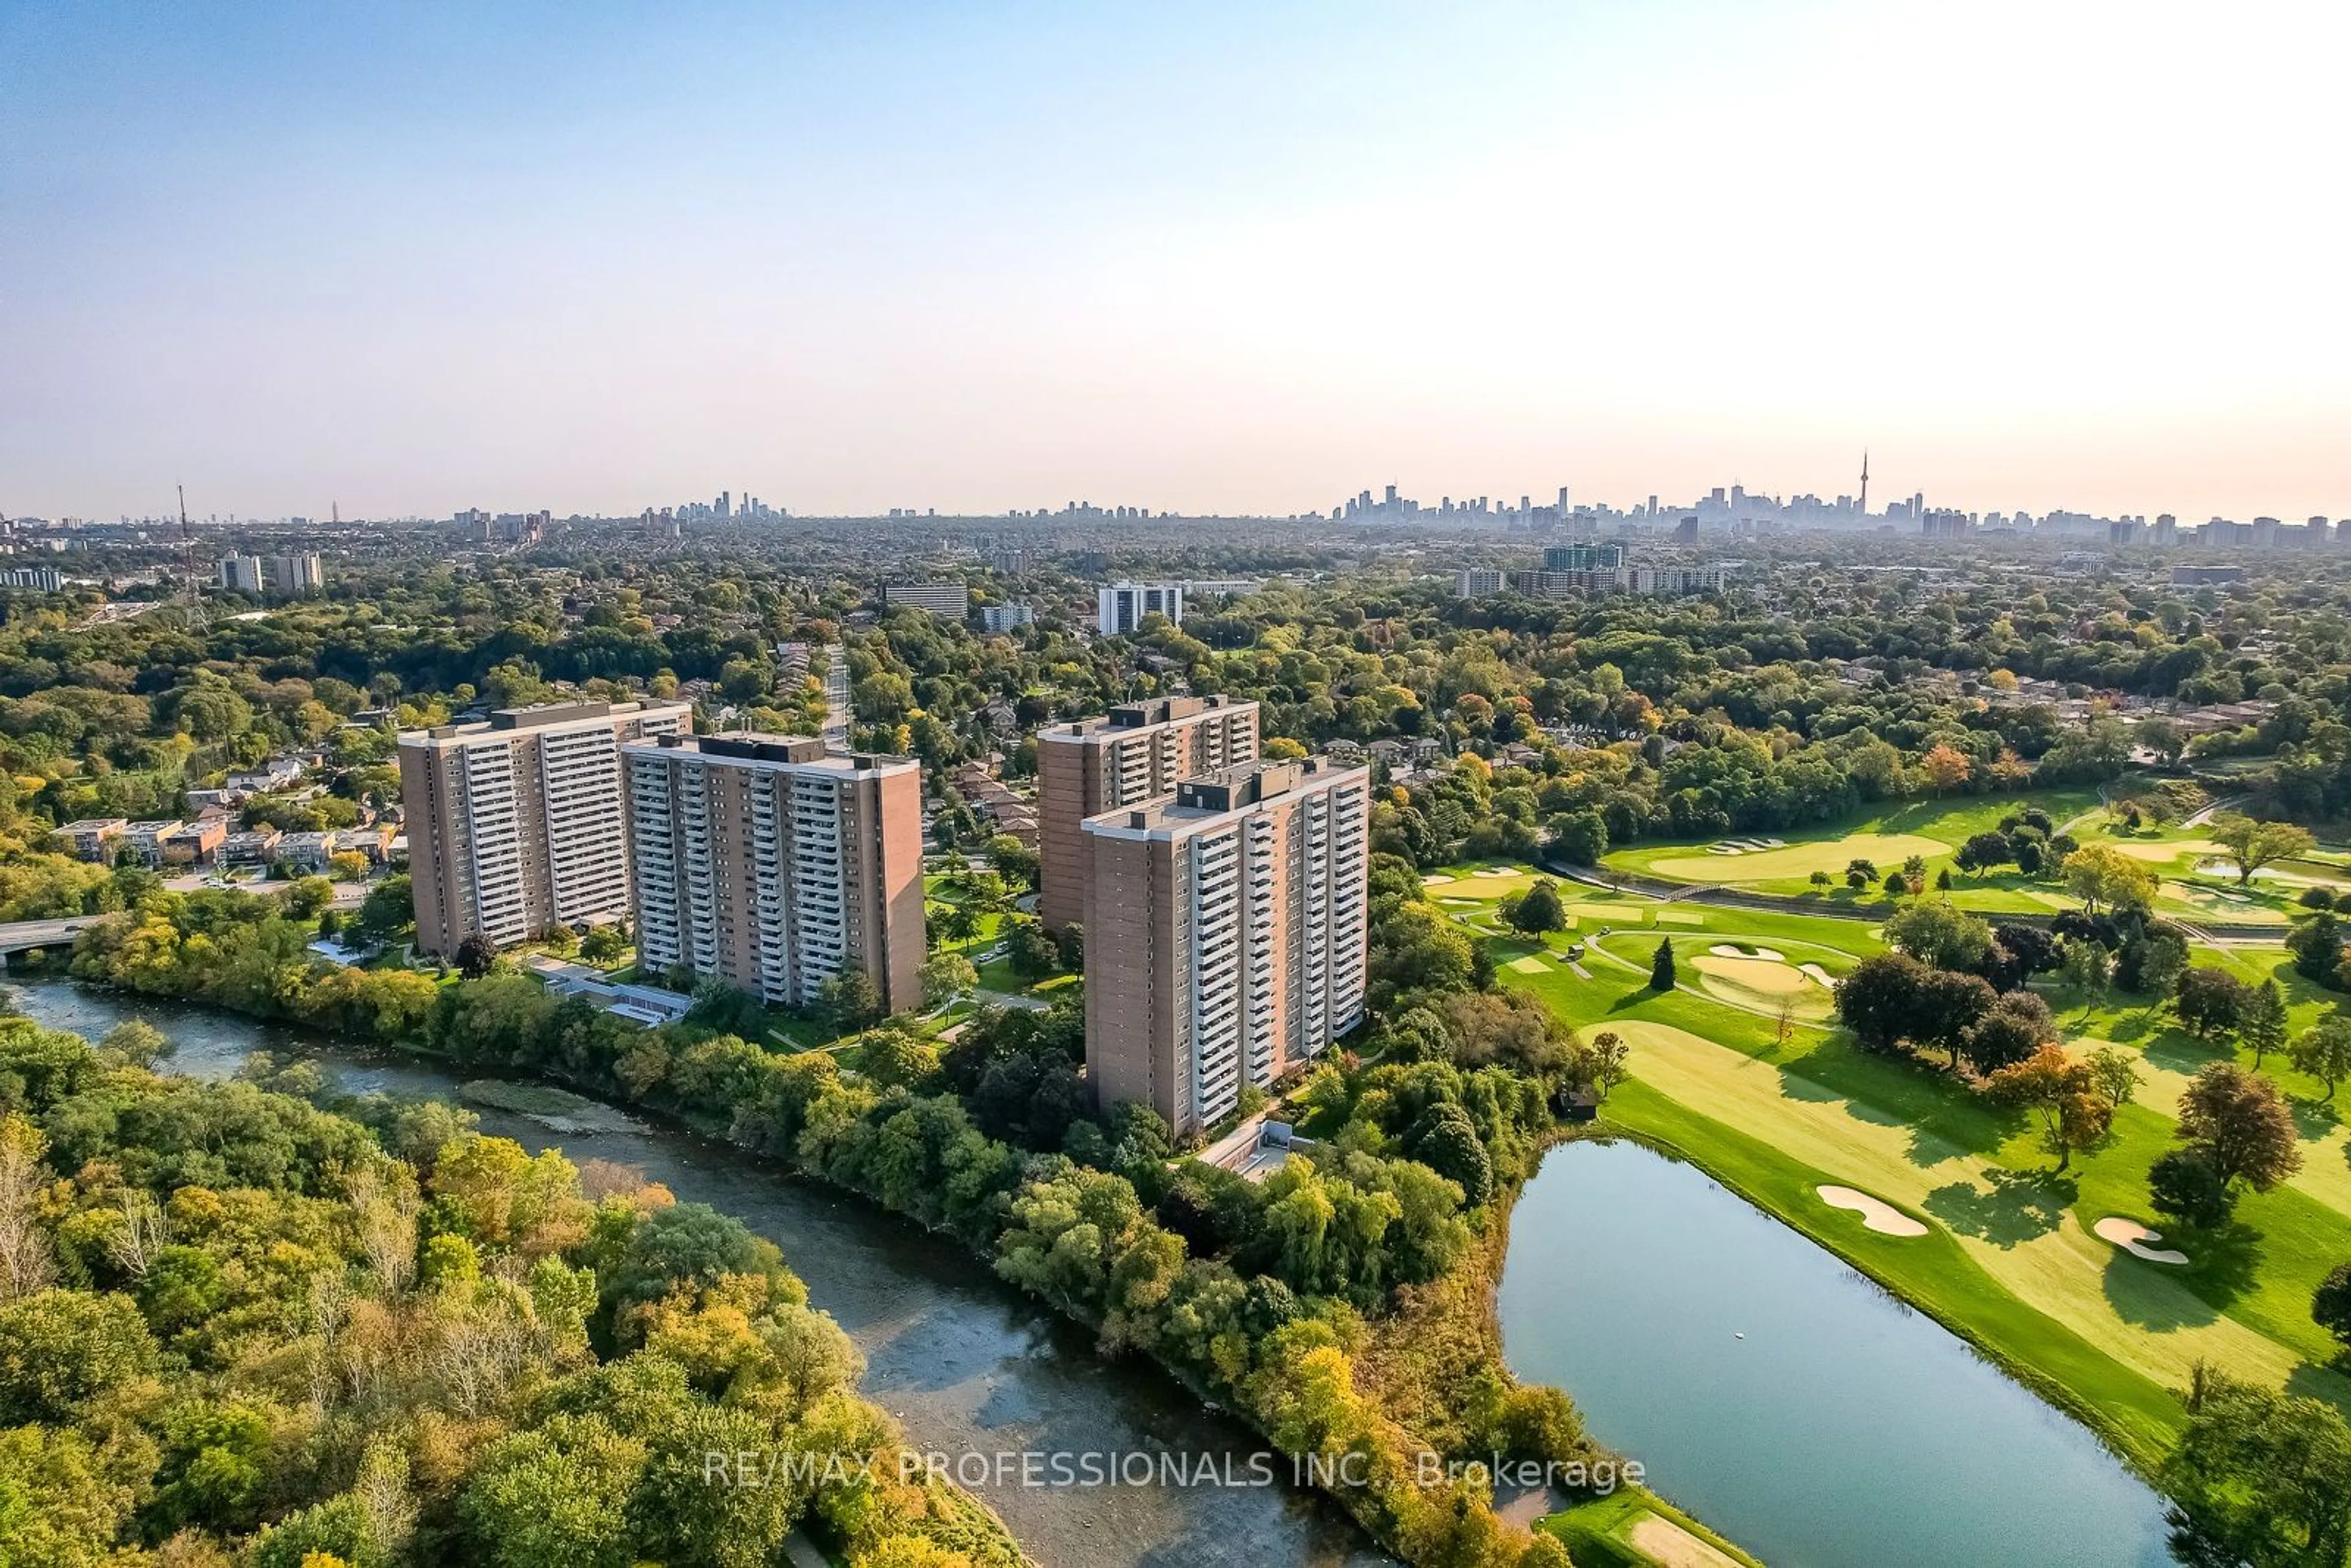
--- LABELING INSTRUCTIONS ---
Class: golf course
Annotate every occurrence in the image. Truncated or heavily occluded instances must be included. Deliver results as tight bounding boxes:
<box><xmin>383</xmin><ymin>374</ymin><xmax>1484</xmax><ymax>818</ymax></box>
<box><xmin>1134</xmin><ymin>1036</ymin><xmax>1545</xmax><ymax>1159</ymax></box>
<box><xmin>1418</xmin><ymin>848</ymin><xmax>2351</xmax><ymax>1476</ymax></box>
<box><xmin>1599</xmin><ymin>788</ymin><xmax>2351</xmax><ymax>929</ymax></box>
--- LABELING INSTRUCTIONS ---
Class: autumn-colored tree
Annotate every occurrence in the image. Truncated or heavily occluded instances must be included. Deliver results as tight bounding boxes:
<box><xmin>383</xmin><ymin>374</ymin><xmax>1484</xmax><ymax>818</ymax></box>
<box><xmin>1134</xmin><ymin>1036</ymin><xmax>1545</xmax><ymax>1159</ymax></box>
<box><xmin>1919</xmin><ymin>743</ymin><xmax>1972</xmax><ymax>797</ymax></box>
<box><xmin>1988</xmin><ymin>1046</ymin><xmax>2113</xmax><ymax>1171</ymax></box>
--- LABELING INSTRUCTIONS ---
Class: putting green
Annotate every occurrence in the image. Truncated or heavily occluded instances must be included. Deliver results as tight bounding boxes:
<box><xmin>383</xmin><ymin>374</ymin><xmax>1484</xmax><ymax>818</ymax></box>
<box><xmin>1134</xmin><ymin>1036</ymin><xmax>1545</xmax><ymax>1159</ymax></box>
<box><xmin>1505</xmin><ymin>955</ymin><xmax>1553</xmax><ymax>975</ymax></box>
<box><xmin>1646</xmin><ymin>833</ymin><xmax>1948</xmax><ymax>884</ymax></box>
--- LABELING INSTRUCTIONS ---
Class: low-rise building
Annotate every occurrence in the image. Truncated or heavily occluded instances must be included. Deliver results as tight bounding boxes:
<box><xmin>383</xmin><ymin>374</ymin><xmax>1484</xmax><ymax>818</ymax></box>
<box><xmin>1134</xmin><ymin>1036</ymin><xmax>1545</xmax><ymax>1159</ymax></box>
<box><xmin>162</xmin><ymin>820</ymin><xmax>227</xmax><ymax>866</ymax></box>
<box><xmin>274</xmin><ymin>831</ymin><xmax>340</xmax><ymax>874</ymax></box>
<box><xmin>54</xmin><ymin>818</ymin><xmax>127</xmax><ymax>861</ymax></box>
<box><xmin>217</xmin><ymin>829</ymin><xmax>283</xmax><ymax>867</ymax></box>
<box><xmin>116</xmin><ymin>820</ymin><xmax>188</xmax><ymax>868</ymax></box>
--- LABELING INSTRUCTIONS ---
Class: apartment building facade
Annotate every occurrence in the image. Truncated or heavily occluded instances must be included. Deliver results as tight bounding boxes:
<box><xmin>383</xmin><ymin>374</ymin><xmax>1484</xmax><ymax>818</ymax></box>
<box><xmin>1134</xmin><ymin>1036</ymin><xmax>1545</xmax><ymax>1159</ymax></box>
<box><xmin>1081</xmin><ymin>756</ymin><xmax>1370</xmax><ymax>1138</ymax></box>
<box><xmin>1034</xmin><ymin>694</ymin><xmax>1259</xmax><ymax>932</ymax></box>
<box><xmin>398</xmin><ymin>699</ymin><xmax>691</xmax><ymax>956</ymax></box>
<box><xmin>621</xmin><ymin>733</ymin><xmax>924</xmax><ymax>1013</ymax></box>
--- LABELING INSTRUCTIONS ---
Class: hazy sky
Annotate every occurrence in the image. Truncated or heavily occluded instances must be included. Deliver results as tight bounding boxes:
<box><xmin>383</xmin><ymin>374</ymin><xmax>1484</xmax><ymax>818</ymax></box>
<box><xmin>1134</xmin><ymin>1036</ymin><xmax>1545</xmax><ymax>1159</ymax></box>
<box><xmin>5</xmin><ymin>1</ymin><xmax>2346</xmax><ymax>522</ymax></box>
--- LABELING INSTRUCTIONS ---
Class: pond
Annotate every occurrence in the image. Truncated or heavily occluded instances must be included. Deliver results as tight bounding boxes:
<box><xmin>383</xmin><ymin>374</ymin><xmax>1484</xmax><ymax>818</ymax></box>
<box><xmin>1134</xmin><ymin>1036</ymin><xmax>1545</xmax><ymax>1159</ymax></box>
<box><xmin>1498</xmin><ymin>1138</ymin><xmax>2175</xmax><ymax>1568</ymax></box>
<box><xmin>6</xmin><ymin>978</ymin><xmax>1384</xmax><ymax>1568</ymax></box>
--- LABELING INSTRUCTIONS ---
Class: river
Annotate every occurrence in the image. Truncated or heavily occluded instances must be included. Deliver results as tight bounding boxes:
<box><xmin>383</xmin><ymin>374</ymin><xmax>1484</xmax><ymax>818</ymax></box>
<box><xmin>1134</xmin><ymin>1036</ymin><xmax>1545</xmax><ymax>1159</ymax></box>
<box><xmin>1498</xmin><ymin>1138</ymin><xmax>2175</xmax><ymax>1568</ymax></box>
<box><xmin>4</xmin><ymin>978</ymin><xmax>1383</xmax><ymax>1568</ymax></box>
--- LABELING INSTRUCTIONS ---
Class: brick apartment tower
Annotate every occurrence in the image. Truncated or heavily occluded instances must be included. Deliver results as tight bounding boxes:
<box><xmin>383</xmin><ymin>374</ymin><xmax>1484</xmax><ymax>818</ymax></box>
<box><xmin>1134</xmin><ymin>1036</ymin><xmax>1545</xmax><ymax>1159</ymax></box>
<box><xmin>621</xmin><ymin>734</ymin><xmax>925</xmax><ymax>1013</ymax></box>
<box><xmin>399</xmin><ymin>699</ymin><xmax>692</xmax><ymax>957</ymax></box>
<box><xmin>1082</xmin><ymin>756</ymin><xmax>1370</xmax><ymax>1138</ymax></box>
<box><xmin>1035</xmin><ymin>695</ymin><xmax>1258</xmax><ymax>933</ymax></box>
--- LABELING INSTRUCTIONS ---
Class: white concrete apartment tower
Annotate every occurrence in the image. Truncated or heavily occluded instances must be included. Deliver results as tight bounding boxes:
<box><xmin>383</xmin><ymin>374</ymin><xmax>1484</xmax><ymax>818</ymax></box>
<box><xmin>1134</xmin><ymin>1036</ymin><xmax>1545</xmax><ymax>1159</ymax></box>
<box><xmin>1082</xmin><ymin>756</ymin><xmax>1370</xmax><ymax>1137</ymax></box>
<box><xmin>399</xmin><ymin>699</ymin><xmax>691</xmax><ymax>956</ymax></box>
<box><xmin>621</xmin><ymin>733</ymin><xmax>926</xmax><ymax>1013</ymax></box>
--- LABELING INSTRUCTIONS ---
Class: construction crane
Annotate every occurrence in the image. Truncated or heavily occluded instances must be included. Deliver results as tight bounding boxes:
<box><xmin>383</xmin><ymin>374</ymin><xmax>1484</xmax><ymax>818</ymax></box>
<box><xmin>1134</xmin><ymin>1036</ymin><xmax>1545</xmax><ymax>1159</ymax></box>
<box><xmin>178</xmin><ymin>484</ymin><xmax>206</xmax><ymax>626</ymax></box>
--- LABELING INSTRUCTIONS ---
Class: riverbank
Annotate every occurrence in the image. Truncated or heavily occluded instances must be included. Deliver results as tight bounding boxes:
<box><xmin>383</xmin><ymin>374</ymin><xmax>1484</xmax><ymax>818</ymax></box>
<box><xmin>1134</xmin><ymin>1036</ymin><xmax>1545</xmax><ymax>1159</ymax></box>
<box><xmin>3</xmin><ymin>976</ymin><xmax>1387</xmax><ymax>1568</ymax></box>
<box><xmin>1362</xmin><ymin>1128</ymin><xmax>1763</xmax><ymax>1568</ymax></box>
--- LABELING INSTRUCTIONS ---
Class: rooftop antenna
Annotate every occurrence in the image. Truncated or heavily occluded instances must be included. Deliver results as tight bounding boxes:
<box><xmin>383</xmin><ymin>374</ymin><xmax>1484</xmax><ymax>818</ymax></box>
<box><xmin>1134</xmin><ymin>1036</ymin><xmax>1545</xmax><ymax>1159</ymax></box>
<box><xmin>178</xmin><ymin>485</ymin><xmax>207</xmax><ymax>626</ymax></box>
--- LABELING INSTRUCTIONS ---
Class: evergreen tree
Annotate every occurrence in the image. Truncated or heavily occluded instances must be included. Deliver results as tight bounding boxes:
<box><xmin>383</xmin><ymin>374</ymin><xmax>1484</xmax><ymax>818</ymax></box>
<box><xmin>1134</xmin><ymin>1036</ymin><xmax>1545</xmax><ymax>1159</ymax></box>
<box><xmin>1650</xmin><ymin>939</ymin><xmax>1677</xmax><ymax>992</ymax></box>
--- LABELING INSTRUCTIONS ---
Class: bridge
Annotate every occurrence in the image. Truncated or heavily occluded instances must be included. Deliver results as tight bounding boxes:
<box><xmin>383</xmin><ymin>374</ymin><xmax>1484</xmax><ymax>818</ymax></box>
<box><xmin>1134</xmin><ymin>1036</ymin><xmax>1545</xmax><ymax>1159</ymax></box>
<box><xmin>0</xmin><ymin>918</ymin><xmax>88</xmax><ymax>955</ymax></box>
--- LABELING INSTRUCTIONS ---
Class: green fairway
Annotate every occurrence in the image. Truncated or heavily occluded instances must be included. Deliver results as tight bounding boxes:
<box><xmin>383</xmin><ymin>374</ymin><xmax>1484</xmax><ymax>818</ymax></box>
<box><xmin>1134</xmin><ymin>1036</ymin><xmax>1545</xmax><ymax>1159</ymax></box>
<box><xmin>1480</xmin><ymin>879</ymin><xmax>2351</xmax><ymax>1472</ymax></box>
<box><xmin>1645</xmin><ymin>831</ymin><xmax>1949</xmax><ymax>885</ymax></box>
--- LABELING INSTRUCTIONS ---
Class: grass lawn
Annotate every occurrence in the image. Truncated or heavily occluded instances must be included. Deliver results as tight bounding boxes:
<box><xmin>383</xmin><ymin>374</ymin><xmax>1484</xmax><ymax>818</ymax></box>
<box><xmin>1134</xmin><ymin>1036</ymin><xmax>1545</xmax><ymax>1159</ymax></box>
<box><xmin>1482</xmin><ymin>889</ymin><xmax>2351</xmax><ymax>1474</ymax></box>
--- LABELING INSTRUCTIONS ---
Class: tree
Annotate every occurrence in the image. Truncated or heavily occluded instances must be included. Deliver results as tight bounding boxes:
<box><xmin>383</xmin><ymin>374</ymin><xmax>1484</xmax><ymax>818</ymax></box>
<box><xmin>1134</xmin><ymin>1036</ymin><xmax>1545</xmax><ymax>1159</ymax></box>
<box><xmin>1807</xmin><ymin>869</ymin><xmax>1832</xmax><ymax>891</ymax></box>
<box><xmin>2129</xmin><ymin>931</ymin><xmax>2188</xmax><ymax>1005</ymax></box>
<box><xmin>579</xmin><ymin>923</ymin><xmax>629</xmax><ymax>966</ymax></box>
<box><xmin>2058</xmin><ymin>938</ymin><xmax>2110</xmax><ymax>1019</ymax></box>
<box><xmin>2150</xmin><ymin>1149</ymin><xmax>2235</xmax><ymax>1228</ymax></box>
<box><xmin>454</xmin><ymin>932</ymin><xmax>500</xmax><ymax>980</ymax></box>
<box><xmin>2176</xmin><ymin>1062</ymin><xmax>2302</xmax><ymax>1193</ymax></box>
<box><xmin>285</xmin><ymin>875</ymin><xmax>336</xmax><ymax>918</ymax></box>
<box><xmin>1960</xmin><ymin>991</ymin><xmax>2057</xmax><ymax>1075</ymax></box>
<box><xmin>1586</xmin><ymin>1030</ymin><xmax>1630</xmax><ymax>1101</ymax></box>
<box><xmin>2210</xmin><ymin>811</ymin><xmax>2317</xmax><ymax>886</ymax></box>
<box><xmin>1056</xmin><ymin>920</ymin><xmax>1085</xmax><ymax>972</ymax></box>
<box><xmin>1835</xmin><ymin>951</ymin><xmax>1939</xmax><ymax>1052</ymax></box>
<box><xmin>2162</xmin><ymin>1366</ymin><xmax>2351</xmax><ymax>1568</ymax></box>
<box><xmin>1919</xmin><ymin>742</ymin><xmax>1971</xmax><ymax>797</ymax></box>
<box><xmin>2292</xmin><ymin>1016</ymin><xmax>2351</xmax><ymax>1101</ymax></box>
<box><xmin>1504</xmin><ymin>879</ymin><xmax>1567</xmax><ymax>937</ymax></box>
<box><xmin>1957</xmin><ymin>831</ymin><xmax>2014</xmax><ymax>877</ymax></box>
<box><xmin>2062</xmin><ymin>842</ymin><xmax>2155</xmax><ymax>913</ymax></box>
<box><xmin>2315</xmin><ymin>1263</ymin><xmax>2351</xmax><ymax>1349</ymax></box>
<box><xmin>918</xmin><ymin>951</ymin><xmax>978</xmax><ymax>1009</ymax></box>
<box><xmin>1987</xmin><ymin>1046</ymin><xmax>2112</xmax><ymax>1171</ymax></box>
<box><xmin>1547</xmin><ymin>810</ymin><xmax>1607</xmax><ymax>866</ymax></box>
<box><xmin>1884</xmin><ymin>900</ymin><xmax>1993</xmax><ymax>973</ymax></box>
<box><xmin>2240</xmin><ymin>979</ymin><xmax>2289</xmax><ymax>1071</ymax></box>
<box><xmin>1406</xmin><ymin>1104</ymin><xmax>1493</xmax><ymax>1207</ymax></box>
<box><xmin>1007</xmin><ymin>918</ymin><xmax>1060</xmax><ymax>978</ymax></box>
<box><xmin>0</xmin><ymin>1116</ymin><xmax>55</xmax><ymax>1303</ymax></box>
<box><xmin>2290</xmin><ymin>910</ymin><xmax>2346</xmax><ymax>983</ymax></box>
<box><xmin>1844</xmin><ymin>858</ymin><xmax>1876</xmax><ymax>891</ymax></box>
<box><xmin>1649</xmin><ymin>939</ymin><xmax>1676</xmax><ymax>992</ymax></box>
<box><xmin>817</xmin><ymin>970</ymin><xmax>884</xmax><ymax>1032</ymax></box>
<box><xmin>2086</xmin><ymin>1046</ymin><xmax>2142</xmax><ymax>1109</ymax></box>
<box><xmin>2174</xmin><ymin>968</ymin><xmax>2249</xmax><ymax>1041</ymax></box>
<box><xmin>984</xmin><ymin>834</ymin><xmax>1039</xmax><ymax>890</ymax></box>
<box><xmin>356</xmin><ymin>874</ymin><xmax>415</xmax><ymax>944</ymax></box>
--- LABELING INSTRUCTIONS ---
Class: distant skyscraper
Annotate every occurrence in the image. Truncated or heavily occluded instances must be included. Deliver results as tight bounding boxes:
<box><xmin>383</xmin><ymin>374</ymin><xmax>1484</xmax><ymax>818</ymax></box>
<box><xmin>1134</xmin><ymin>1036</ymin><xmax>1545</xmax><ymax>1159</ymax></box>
<box><xmin>1858</xmin><ymin>451</ymin><xmax>1870</xmax><ymax>518</ymax></box>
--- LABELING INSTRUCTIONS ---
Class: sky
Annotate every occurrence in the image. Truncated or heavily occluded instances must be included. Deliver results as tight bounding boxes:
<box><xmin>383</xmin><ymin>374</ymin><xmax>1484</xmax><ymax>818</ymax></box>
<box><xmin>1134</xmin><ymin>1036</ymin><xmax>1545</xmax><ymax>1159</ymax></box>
<box><xmin>4</xmin><ymin>0</ymin><xmax>2347</xmax><ymax>523</ymax></box>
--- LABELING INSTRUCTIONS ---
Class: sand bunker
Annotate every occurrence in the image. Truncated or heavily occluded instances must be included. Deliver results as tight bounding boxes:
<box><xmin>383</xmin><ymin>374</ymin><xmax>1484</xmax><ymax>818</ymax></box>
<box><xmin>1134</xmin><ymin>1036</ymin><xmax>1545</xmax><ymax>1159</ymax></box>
<box><xmin>1709</xmin><ymin>943</ymin><xmax>1785</xmax><ymax>961</ymax></box>
<box><xmin>1819</xmin><ymin>1185</ymin><xmax>1929</xmax><ymax>1237</ymax></box>
<box><xmin>1420</xmin><ymin>874</ymin><xmax>1455</xmax><ymax>886</ymax></box>
<box><xmin>1704</xmin><ymin>844</ymin><xmax>1745</xmax><ymax>856</ymax></box>
<box><xmin>1799</xmin><ymin>963</ymin><xmax>1834</xmax><ymax>987</ymax></box>
<box><xmin>1473</xmin><ymin>866</ymin><xmax>1515</xmax><ymax>878</ymax></box>
<box><xmin>2094</xmin><ymin>1217</ymin><xmax>2189</xmax><ymax>1266</ymax></box>
<box><xmin>1627</xmin><ymin>1514</ymin><xmax>1744</xmax><ymax>1568</ymax></box>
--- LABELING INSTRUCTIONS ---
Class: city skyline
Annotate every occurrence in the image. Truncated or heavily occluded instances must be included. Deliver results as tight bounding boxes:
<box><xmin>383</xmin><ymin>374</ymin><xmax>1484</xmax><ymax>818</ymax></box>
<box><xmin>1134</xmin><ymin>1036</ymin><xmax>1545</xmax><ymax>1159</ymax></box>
<box><xmin>6</xmin><ymin>1</ymin><xmax>2347</xmax><ymax>521</ymax></box>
